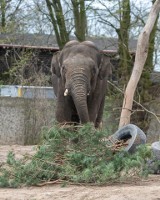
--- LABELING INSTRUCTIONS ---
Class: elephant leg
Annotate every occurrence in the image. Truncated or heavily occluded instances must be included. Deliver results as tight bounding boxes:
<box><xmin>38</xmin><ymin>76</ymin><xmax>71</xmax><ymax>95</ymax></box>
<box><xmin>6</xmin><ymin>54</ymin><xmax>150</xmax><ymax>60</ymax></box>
<box><xmin>95</xmin><ymin>96</ymin><xmax>105</xmax><ymax>128</ymax></box>
<box><xmin>70</xmin><ymin>102</ymin><xmax>80</xmax><ymax>124</ymax></box>
<box><xmin>88</xmin><ymin>89</ymin><xmax>105</xmax><ymax>126</ymax></box>
<box><xmin>52</xmin><ymin>74</ymin><xmax>58</xmax><ymax>97</ymax></box>
<box><xmin>56</xmin><ymin>81</ymin><xmax>72</xmax><ymax>123</ymax></box>
<box><xmin>56</xmin><ymin>94</ymin><xmax>79</xmax><ymax>124</ymax></box>
<box><xmin>88</xmin><ymin>95</ymin><xmax>101</xmax><ymax>126</ymax></box>
<box><xmin>65</xmin><ymin>97</ymin><xmax>79</xmax><ymax>124</ymax></box>
<box><xmin>56</xmin><ymin>94</ymin><xmax>66</xmax><ymax>123</ymax></box>
<box><xmin>88</xmin><ymin>99</ymin><xmax>97</xmax><ymax>125</ymax></box>
<box><xmin>56</xmin><ymin>97</ymin><xmax>74</xmax><ymax>123</ymax></box>
<box><xmin>71</xmin><ymin>113</ymin><xmax>80</xmax><ymax>124</ymax></box>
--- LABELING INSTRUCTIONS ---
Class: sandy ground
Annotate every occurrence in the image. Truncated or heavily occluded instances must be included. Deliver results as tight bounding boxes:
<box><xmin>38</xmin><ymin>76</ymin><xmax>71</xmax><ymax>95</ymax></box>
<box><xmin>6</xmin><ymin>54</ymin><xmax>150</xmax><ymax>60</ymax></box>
<box><xmin>0</xmin><ymin>145</ymin><xmax>160</xmax><ymax>200</ymax></box>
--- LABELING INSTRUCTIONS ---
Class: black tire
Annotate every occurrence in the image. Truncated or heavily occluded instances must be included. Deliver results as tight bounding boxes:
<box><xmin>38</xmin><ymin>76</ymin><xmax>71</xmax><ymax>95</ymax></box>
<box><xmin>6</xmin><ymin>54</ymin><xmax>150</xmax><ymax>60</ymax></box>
<box><xmin>151</xmin><ymin>141</ymin><xmax>160</xmax><ymax>160</ymax></box>
<box><xmin>111</xmin><ymin>124</ymin><xmax>146</xmax><ymax>153</ymax></box>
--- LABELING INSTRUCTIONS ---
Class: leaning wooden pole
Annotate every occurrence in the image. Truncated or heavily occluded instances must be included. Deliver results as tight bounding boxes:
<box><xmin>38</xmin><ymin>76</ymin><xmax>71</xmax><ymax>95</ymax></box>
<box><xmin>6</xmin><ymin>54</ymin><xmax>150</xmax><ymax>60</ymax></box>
<box><xmin>119</xmin><ymin>0</ymin><xmax>160</xmax><ymax>128</ymax></box>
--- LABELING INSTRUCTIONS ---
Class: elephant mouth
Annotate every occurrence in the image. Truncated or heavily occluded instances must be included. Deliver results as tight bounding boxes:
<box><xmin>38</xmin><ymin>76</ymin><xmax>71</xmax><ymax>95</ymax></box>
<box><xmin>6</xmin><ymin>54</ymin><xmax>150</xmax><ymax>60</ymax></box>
<box><xmin>64</xmin><ymin>88</ymin><xmax>90</xmax><ymax>97</ymax></box>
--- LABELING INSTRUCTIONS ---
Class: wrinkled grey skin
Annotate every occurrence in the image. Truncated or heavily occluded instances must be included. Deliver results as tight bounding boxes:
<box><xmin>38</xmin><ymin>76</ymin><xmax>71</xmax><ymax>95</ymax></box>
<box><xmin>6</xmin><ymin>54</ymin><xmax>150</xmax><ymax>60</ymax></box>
<box><xmin>51</xmin><ymin>40</ymin><xmax>112</xmax><ymax>128</ymax></box>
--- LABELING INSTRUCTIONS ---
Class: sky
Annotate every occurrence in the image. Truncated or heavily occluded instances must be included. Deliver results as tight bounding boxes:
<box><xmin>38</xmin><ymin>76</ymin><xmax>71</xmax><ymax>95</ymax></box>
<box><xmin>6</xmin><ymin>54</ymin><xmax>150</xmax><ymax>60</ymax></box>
<box><xmin>92</xmin><ymin>0</ymin><xmax>152</xmax><ymax>8</ymax></box>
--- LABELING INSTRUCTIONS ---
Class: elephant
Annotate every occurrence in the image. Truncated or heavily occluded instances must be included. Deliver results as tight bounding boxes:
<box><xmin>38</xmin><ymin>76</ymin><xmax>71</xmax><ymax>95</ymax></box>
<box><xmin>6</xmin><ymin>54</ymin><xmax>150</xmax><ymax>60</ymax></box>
<box><xmin>51</xmin><ymin>40</ymin><xmax>112</xmax><ymax>128</ymax></box>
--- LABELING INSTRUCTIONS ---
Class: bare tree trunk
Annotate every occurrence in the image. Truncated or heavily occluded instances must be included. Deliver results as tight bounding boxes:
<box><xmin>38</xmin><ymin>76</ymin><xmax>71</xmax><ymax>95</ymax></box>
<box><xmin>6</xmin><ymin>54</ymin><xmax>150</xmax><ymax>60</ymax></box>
<box><xmin>117</xmin><ymin>0</ymin><xmax>132</xmax><ymax>84</ymax></box>
<box><xmin>45</xmin><ymin>0</ymin><xmax>87</xmax><ymax>47</ymax></box>
<box><xmin>71</xmin><ymin>0</ymin><xmax>86</xmax><ymax>41</ymax></box>
<box><xmin>0</xmin><ymin>0</ymin><xmax>6</xmax><ymax>32</ymax></box>
<box><xmin>138</xmin><ymin>0</ymin><xmax>159</xmax><ymax>101</ymax></box>
<box><xmin>0</xmin><ymin>0</ymin><xmax>23</xmax><ymax>33</ymax></box>
<box><xmin>119</xmin><ymin>0</ymin><xmax>160</xmax><ymax>128</ymax></box>
<box><xmin>45</xmin><ymin>0</ymin><xmax>69</xmax><ymax>49</ymax></box>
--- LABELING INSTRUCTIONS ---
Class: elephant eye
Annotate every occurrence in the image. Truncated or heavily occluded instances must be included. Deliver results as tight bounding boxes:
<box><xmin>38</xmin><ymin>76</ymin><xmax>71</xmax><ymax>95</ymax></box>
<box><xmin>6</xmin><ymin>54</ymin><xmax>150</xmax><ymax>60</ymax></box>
<box><xmin>62</xmin><ymin>65</ymin><xmax>67</xmax><ymax>74</ymax></box>
<box><xmin>92</xmin><ymin>67</ymin><xmax>96</xmax><ymax>75</ymax></box>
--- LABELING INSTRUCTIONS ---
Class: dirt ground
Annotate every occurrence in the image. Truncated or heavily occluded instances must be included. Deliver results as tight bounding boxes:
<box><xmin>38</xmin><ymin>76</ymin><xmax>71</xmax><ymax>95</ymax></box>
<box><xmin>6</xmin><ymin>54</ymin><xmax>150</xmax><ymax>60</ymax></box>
<box><xmin>0</xmin><ymin>145</ymin><xmax>160</xmax><ymax>200</ymax></box>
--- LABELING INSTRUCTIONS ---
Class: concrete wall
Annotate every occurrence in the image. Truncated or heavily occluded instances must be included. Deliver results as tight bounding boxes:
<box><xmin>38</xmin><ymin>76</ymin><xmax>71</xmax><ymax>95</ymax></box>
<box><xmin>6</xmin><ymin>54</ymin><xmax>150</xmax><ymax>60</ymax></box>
<box><xmin>0</xmin><ymin>97</ymin><xmax>55</xmax><ymax>145</ymax></box>
<box><xmin>0</xmin><ymin>91</ymin><xmax>159</xmax><ymax>145</ymax></box>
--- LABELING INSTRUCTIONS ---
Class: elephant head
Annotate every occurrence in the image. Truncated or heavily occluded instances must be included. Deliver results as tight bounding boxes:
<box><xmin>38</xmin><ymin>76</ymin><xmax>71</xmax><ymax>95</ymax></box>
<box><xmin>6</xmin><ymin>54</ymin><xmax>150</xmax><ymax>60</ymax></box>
<box><xmin>51</xmin><ymin>40</ymin><xmax>112</xmax><ymax>125</ymax></box>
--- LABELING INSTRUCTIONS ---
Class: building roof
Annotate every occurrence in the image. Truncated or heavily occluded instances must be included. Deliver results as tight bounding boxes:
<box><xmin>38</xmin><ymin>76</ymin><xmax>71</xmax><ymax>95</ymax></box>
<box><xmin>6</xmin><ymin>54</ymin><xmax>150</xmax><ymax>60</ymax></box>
<box><xmin>0</xmin><ymin>33</ymin><xmax>137</xmax><ymax>53</ymax></box>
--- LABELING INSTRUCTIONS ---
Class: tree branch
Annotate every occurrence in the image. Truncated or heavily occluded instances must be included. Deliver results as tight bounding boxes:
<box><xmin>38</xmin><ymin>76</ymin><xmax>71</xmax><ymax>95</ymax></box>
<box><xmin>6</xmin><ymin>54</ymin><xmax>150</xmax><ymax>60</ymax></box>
<box><xmin>108</xmin><ymin>81</ymin><xmax>160</xmax><ymax>125</ymax></box>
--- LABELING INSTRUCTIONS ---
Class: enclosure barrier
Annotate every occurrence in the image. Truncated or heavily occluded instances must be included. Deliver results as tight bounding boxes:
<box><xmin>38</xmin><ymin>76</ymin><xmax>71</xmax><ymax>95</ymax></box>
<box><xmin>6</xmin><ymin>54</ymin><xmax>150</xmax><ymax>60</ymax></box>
<box><xmin>0</xmin><ymin>85</ymin><xmax>56</xmax><ymax>145</ymax></box>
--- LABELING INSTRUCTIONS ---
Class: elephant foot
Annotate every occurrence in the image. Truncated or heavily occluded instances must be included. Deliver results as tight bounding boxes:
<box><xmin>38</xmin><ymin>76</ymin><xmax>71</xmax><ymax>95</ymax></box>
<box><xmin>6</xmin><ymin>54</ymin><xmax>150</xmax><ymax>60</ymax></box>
<box><xmin>95</xmin><ymin>121</ymin><xmax>103</xmax><ymax>129</ymax></box>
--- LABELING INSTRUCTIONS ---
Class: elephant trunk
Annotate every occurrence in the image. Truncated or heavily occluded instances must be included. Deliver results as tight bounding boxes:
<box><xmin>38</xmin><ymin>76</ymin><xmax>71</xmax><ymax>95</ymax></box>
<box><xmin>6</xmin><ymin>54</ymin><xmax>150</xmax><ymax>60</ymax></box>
<box><xmin>71</xmin><ymin>83</ymin><xmax>90</xmax><ymax>124</ymax></box>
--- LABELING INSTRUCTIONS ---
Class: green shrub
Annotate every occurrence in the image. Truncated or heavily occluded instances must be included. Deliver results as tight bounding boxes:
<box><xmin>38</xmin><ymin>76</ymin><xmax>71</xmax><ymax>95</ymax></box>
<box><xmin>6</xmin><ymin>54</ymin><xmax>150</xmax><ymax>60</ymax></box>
<box><xmin>0</xmin><ymin>124</ymin><xmax>151</xmax><ymax>187</ymax></box>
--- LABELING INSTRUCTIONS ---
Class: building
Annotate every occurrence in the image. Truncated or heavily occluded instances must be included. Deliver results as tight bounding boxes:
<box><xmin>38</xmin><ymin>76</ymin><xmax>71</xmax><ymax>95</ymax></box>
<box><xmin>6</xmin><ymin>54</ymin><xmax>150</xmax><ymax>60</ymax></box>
<box><xmin>0</xmin><ymin>33</ymin><xmax>138</xmax><ymax>85</ymax></box>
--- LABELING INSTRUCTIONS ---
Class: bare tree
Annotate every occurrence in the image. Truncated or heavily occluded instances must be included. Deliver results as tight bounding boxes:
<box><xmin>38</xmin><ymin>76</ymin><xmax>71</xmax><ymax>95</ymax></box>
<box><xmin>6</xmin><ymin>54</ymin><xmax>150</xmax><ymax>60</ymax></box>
<box><xmin>40</xmin><ymin>0</ymin><xmax>88</xmax><ymax>48</ymax></box>
<box><xmin>0</xmin><ymin>0</ymin><xmax>23</xmax><ymax>33</ymax></box>
<box><xmin>93</xmin><ymin>0</ymin><xmax>159</xmax><ymax>106</ymax></box>
<box><xmin>45</xmin><ymin>0</ymin><xmax>69</xmax><ymax>49</ymax></box>
<box><xmin>71</xmin><ymin>0</ymin><xmax>87</xmax><ymax>41</ymax></box>
<box><xmin>95</xmin><ymin>0</ymin><xmax>132</xmax><ymax>84</ymax></box>
<box><xmin>138</xmin><ymin>0</ymin><xmax>159</xmax><ymax>101</ymax></box>
<box><xmin>119</xmin><ymin>0</ymin><xmax>160</xmax><ymax>128</ymax></box>
<box><xmin>117</xmin><ymin>0</ymin><xmax>132</xmax><ymax>84</ymax></box>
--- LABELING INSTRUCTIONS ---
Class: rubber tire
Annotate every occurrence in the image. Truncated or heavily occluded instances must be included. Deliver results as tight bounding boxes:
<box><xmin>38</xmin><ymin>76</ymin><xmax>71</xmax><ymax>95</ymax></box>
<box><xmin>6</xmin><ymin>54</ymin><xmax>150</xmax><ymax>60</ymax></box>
<box><xmin>151</xmin><ymin>141</ymin><xmax>160</xmax><ymax>160</ymax></box>
<box><xmin>111</xmin><ymin>124</ymin><xmax>146</xmax><ymax>153</ymax></box>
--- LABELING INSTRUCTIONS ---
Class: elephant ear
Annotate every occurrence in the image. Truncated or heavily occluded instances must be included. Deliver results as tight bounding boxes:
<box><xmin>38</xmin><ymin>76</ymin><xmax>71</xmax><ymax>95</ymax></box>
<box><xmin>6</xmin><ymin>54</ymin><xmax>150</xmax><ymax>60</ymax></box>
<box><xmin>98</xmin><ymin>54</ymin><xmax>112</xmax><ymax>80</ymax></box>
<box><xmin>51</xmin><ymin>51</ymin><xmax>61</xmax><ymax>77</ymax></box>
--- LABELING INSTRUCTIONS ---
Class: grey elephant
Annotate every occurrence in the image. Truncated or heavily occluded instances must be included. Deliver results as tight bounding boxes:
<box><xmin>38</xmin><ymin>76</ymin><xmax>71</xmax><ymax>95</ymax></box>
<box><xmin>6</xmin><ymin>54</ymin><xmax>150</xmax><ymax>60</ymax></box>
<box><xmin>51</xmin><ymin>40</ymin><xmax>112</xmax><ymax>128</ymax></box>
